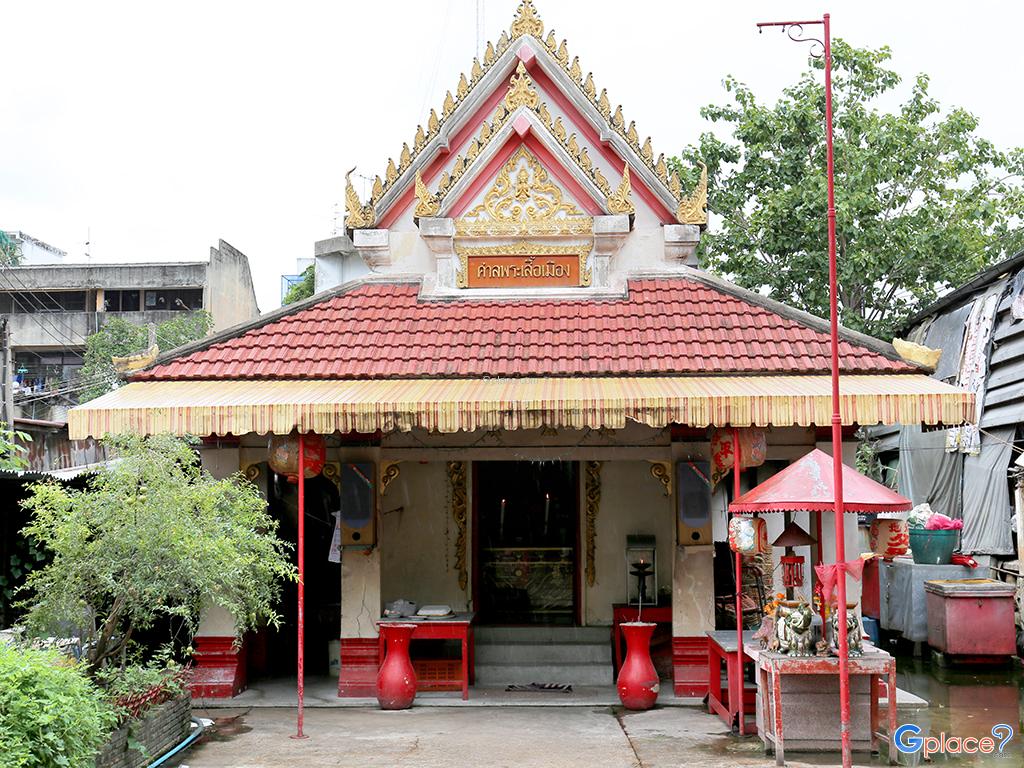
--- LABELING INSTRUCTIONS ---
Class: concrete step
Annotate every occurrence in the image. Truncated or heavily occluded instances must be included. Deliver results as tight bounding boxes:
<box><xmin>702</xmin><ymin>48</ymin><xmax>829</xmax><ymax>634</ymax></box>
<box><xmin>474</xmin><ymin>642</ymin><xmax>611</xmax><ymax>664</ymax></box>
<box><xmin>474</xmin><ymin>626</ymin><xmax>610</xmax><ymax>644</ymax></box>
<box><xmin>474</xmin><ymin>661</ymin><xmax>614</xmax><ymax>686</ymax></box>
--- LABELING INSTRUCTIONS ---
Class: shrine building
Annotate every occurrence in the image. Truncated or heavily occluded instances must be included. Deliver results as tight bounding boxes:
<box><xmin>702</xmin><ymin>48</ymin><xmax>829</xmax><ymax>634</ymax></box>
<box><xmin>69</xmin><ymin>1</ymin><xmax>970</xmax><ymax>699</ymax></box>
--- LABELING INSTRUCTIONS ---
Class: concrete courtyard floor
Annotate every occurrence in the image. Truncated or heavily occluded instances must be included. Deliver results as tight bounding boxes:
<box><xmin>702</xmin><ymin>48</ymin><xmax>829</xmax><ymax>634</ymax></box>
<box><xmin>174</xmin><ymin>704</ymin><xmax>881</xmax><ymax>768</ymax></box>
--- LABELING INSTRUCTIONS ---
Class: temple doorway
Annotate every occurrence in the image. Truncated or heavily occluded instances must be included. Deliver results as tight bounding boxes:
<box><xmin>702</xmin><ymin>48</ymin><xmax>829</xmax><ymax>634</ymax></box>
<box><xmin>474</xmin><ymin>461</ymin><xmax>579</xmax><ymax>625</ymax></box>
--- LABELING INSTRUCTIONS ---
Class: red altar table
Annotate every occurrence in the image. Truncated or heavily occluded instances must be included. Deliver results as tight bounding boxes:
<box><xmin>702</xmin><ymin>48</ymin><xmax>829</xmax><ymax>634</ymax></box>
<box><xmin>706</xmin><ymin>630</ymin><xmax>757</xmax><ymax>733</ymax></box>
<box><xmin>377</xmin><ymin>613</ymin><xmax>475</xmax><ymax>700</ymax></box>
<box><xmin>612</xmin><ymin>603</ymin><xmax>672</xmax><ymax>673</ymax></box>
<box><xmin>756</xmin><ymin>647</ymin><xmax>896</xmax><ymax>766</ymax></box>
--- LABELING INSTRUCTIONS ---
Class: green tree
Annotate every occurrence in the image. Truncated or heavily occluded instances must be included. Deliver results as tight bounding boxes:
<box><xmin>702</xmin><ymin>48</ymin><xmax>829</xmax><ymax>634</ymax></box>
<box><xmin>0</xmin><ymin>421</ymin><xmax>30</xmax><ymax>471</ymax></box>
<box><xmin>19</xmin><ymin>434</ymin><xmax>296</xmax><ymax>673</ymax></box>
<box><xmin>0</xmin><ymin>231</ymin><xmax>23</xmax><ymax>266</ymax></box>
<box><xmin>673</xmin><ymin>41</ymin><xmax>1024</xmax><ymax>339</ymax></box>
<box><xmin>79</xmin><ymin>310</ymin><xmax>213</xmax><ymax>402</ymax></box>
<box><xmin>283</xmin><ymin>264</ymin><xmax>315</xmax><ymax>304</ymax></box>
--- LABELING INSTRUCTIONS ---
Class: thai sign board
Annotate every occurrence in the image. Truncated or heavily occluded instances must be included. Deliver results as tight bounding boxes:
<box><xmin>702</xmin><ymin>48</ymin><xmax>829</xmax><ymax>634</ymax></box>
<box><xmin>465</xmin><ymin>253</ymin><xmax>581</xmax><ymax>288</ymax></box>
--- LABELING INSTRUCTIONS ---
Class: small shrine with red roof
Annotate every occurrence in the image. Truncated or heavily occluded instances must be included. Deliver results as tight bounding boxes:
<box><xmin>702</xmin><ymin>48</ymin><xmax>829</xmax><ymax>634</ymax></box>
<box><xmin>70</xmin><ymin>2</ymin><xmax>969</xmax><ymax>701</ymax></box>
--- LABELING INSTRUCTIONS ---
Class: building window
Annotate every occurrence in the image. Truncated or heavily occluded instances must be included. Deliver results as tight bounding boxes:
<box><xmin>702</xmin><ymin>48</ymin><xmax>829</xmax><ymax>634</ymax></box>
<box><xmin>0</xmin><ymin>291</ymin><xmax>87</xmax><ymax>313</ymax></box>
<box><xmin>142</xmin><ymin>288</ymin><xmax>203</xmax><ymax>311</ymax></box>
<box><xmin>103</xmin><ymin>289</ymin><xmax>141</xmax><ymax>312</ymax></box>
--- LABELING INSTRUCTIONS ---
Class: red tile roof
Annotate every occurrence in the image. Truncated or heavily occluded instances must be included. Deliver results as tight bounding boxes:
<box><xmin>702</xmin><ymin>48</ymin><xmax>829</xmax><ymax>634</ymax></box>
<box><xmin>135</xmin><ymin>277</ymin><xmax>917</xmax><ymax>381</ymax></box>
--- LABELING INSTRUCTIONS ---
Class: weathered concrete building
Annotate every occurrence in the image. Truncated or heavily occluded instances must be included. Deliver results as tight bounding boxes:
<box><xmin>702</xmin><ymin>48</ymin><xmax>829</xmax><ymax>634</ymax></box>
<box><xmin>1</xmin><ymin>237</ymin><xmax>259</xmax><ymax>420</ymax></box>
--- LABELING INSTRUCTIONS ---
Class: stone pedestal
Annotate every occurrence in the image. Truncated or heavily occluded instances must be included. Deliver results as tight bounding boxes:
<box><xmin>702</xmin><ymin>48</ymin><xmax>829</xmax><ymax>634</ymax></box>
<box><xmin>190</xmin><ymin>636</ymin><xmax>246</xmax><ymax>698</ymax></box>
<box><xmin>756</xmin><ymin>672</ymin><xmax>872</xmax><ymax>751</ymax></box>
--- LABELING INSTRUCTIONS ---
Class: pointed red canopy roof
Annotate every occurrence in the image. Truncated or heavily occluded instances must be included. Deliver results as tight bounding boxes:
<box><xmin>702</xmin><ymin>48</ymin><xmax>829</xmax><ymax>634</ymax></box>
<box><xmin>729</xmin><ymin>449</ymin><xmax>911</xmax><ymax>514</ymax></box>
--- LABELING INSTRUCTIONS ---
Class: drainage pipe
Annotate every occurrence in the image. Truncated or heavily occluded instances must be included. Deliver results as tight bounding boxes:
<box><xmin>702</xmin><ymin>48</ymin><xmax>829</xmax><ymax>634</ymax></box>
<box><xmin>147</xmin><ymin>717</ymin><xmax>205</xmax><ymax>768</ymax></box>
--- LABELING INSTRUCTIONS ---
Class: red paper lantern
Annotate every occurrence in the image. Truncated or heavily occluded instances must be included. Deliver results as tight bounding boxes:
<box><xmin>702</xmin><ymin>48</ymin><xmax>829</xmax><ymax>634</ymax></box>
<box><xmin>268</xmin><ymin>434</ymin><xmax>326</xmax><ymax>481</ymax></box>
<box><xmin>869</xmin><ymin>519</ymin><xmax>910</xmax><ymax>559</ymax></box>
<box><xmin>728</xmin><ymin>516</ymin><xmax>768</xmax><ymax>555</ymax></box>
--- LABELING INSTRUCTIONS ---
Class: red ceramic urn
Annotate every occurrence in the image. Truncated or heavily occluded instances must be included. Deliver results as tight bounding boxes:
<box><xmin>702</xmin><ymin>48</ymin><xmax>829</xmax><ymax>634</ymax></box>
<box><xmin>616</xmin><ymin>621</ymin><xmax>659</xmax><ymax>710</ymax></box>
<box><xmin>376</xmin><ymin>623</ymin><xmax>418</xmax><ymax>710</ymax></box>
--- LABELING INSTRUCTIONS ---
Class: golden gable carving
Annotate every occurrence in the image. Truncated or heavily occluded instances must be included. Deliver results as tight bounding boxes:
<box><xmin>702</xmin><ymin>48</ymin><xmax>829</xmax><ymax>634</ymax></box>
<box><xmin>456</xmin><ymin>147</ymin><xmax>592</xmax><ymax>237</ymax></box>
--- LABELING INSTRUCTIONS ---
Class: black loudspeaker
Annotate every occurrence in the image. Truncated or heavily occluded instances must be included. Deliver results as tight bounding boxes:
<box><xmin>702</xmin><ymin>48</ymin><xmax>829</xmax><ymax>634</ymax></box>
<box><xmin>339</xmin><ymin>462</ymin><xmax>376</xmax><ymax>546</ymax></box>
<box><xmin>676</xmin><ymin>460</ymin><xmax>713</xmax><ymax>546</ymax></box>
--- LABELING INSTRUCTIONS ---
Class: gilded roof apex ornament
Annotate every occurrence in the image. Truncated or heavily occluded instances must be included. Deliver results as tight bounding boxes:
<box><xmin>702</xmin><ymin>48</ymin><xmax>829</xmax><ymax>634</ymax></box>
<box><xmin>510</xmin><ymin>0</ymin><xmax>544</xmax><ymax>39</ymax></box>
<box><xmin>414</xmin><ymin>171</ymin><xmax>440</xmax><ymax>218</ymax></box>
<box><xmin>504</xmin><ymin>61</ymin><xmax>540</xmax><ymax>111</ymax></box>
<box><xmin>676</xmin><ymin>162</ymin><xmax>708</xmax><ymax>226</ymax></box>
<box><xmin>345</xmin><ymin>169</ymin><xmax>377</xmax><ymax>230</ymax></box>
<box><xmin>607</xmin><ymin>163</ymin><xmax>636</xmax><ymax>215</ymax></box>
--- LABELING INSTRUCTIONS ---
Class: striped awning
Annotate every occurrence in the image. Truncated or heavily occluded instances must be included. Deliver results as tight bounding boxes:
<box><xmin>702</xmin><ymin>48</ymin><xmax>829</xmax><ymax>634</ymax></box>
<box><xmin>67</xmin><ymin>374</ymin><xmax>973</xmax><ymax>439</ymax></box>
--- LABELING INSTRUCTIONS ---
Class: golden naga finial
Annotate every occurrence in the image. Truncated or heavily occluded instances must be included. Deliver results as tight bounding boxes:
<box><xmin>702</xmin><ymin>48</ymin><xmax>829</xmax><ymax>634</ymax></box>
<box><xmin>414</xmin><ymin>171</ymin><xmax>440</xmax><ymax>218</ymax></box>
<box><xmin>676</xmin><ymin>162</ymin><xmax>708</xmax><ymax>226</ymax></box>
<box><xmin>607</xmin><ymin>163</ymin><xmax>636</xmax><ymax>215</ymax></box>
<box><xmin>510</xmin><ymin>0</ymin><xmax>544</xmax><ymax>39</ymax></box>
<box><xmin>345</xmin><ymin>169</ymin><xmax>377</xmax><ymax>229</ymax></box>
<box><xmin>504</xmin><ymin>61</ymin><xmax>539</xmax><ymax>111</ymax></box>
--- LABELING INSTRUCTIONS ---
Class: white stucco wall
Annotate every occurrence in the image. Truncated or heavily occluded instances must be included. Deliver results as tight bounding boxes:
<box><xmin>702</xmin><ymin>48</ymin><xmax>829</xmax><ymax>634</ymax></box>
<box><xmin>379</xmin><ymin>461</ymin><xmax>470</xmax><ymax>613</ymax></box>
<box><xmin>584</xmin><ymin>461</ymin><xmax>674</xmax><ymax>625</ymax></box>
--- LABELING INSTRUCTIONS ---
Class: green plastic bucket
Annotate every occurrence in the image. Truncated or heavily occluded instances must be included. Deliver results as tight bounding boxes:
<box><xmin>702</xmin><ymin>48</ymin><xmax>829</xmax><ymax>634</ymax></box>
<box><xmin>909</xmin><ymin>528</ymin><xmax>958</xmax><ymax>565</ymax></box>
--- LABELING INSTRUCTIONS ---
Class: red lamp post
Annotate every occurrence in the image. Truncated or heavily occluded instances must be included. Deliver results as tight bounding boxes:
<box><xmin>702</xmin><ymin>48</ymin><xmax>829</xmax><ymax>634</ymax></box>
<box><xmin>757</xmin><ymin>14</ymin><xmax>853</xmax><ymax>768</ymax></box>
<box><xmin>292</xmin><ymin>433</ymin><xmax>308</xmax><ymax>740</ymax></box>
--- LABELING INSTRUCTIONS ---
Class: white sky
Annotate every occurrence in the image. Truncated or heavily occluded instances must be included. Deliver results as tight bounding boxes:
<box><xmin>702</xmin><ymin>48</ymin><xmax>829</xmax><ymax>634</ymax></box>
<box><xmin>3</xmin><ymin>1</ymin><xmax>1021</xmax><ymax>312</ymax></box>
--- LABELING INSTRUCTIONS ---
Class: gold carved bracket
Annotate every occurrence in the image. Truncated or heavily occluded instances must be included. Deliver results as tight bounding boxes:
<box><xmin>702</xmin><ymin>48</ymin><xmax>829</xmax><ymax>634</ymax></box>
<box><xmin>647</xmin><ymin>461</ymin><xmax>672</xmax><ymax>497</ymax></box>
<box><xmin>322</xmin><ymin>462</ymin><xmax>342</xmax><ymax>496</ymax></box>
<box><xmin>380</xmin><ymin>462</ymin><xmax>402</xmax><ymax>496</ymax></box>
<box><xmin>447</xmin><ymin>461</ymin><xmax>468</xmax><ymax>592</ymax></box>
<box><xmin>585</xmin><ymin>460</ymin><xmax>602</xmax><ymax>587</ymax></box>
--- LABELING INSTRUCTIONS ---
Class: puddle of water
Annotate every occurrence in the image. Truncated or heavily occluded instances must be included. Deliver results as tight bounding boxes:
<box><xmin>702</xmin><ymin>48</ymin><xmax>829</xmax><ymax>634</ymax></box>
<box><xmin>199</xmin><ymin>713</ymin><xmax>253</xmax><ymax>743</ymax></box>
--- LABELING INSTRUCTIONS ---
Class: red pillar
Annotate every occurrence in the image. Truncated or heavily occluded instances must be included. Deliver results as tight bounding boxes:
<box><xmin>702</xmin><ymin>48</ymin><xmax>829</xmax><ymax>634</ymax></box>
<box><xmin>732</xmin><ymin>427</ymin><xmax>745</xmax><ymax>735</ymax></box>
<box><xmin>292</xmin><ymin>434</ymin><xmax>308</xmax><ymax>740</ymax></box>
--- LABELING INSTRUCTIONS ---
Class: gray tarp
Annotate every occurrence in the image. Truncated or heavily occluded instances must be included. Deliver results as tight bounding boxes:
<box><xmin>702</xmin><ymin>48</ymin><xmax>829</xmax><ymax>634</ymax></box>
<box><xmin>878</xmin><ymin>559</ymin><xmax>975</xmax><ymax>641</ymax></box>
<box><xmin>961</xmin><ymin>425</ymin><xmax>1016</xmax><ymax>555</ymax></box>
<box><xmin>925</xmin><ymin>302</ymin><xmax>972</xmax><ymax>382</ymax></box>
<box><xmin>897</xmin><ymin>426</ymin><xmax>963</xmax><ymax>519</ymax></box>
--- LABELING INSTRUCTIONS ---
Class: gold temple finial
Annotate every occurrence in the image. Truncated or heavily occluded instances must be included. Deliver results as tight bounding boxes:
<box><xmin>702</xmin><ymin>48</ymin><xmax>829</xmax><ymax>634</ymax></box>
<box><xmin>607</xmin><ymin>163</ymin><xmax>636</xmax><ymax>215</ymax></box>
<box><xmin>568</xmin><ymin>56</ymin><xmax>582</xmax><ymax>82</ymax></box>
<box><xmin>510</xmin><ymin>0</ymin><xmax>544</xmax><ymax>39</ymax></box>
<box><xmin>583</xmin><ymin>72</ymin><xmax>596</xmax><ymax>98</ymax></box>
<box><xmin>504</xmin><ymin>61</ymin><xmax>539</xmax><ymax>111</ymax></box>
<box><xmin>345</xmin><ymin>169</ymin><xmax>376</xmax><ymax>229</ymax></box>
<box><xmin>676</xmin><ymin>162</ymin><xmax>708</xmax><ymax>225</ymax></box>
<box><xmin>414</xmin><ymin>171</ymin><xmax>440</xmax><ymax>218</ymax></box>
<box><xmin>556</xmin><ymin>39</ymin><xmax>569</xmax><ymax>65</ymax></box>
<box><xmin>641</xmin><ymin>137</ymin><xmax>653</xmax><ymax>162</ymax></box>
<box><xmin>611</xmin><ymin>105</ymin><xmax>625</xmax><ymax>129</ymax></box>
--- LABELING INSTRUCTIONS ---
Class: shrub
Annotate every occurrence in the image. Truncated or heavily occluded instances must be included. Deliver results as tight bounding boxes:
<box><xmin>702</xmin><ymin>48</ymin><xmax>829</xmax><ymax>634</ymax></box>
<box><xmin>96</xmin><ymin>657</ymin><xmax>190</xmax><ymax>721</ymax></box>
<box><xmin>20</xmin><ymin>434</ymin><xmax>296</xmax><ymax>673</ymax></box>
<box><xmin>0</xmin><ymin>642</ymin><xmax>116</xmax><ymax>767</ymax></box>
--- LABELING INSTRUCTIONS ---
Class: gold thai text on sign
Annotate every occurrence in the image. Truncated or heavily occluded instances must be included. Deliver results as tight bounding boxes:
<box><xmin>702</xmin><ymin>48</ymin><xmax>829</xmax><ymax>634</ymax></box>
<box><xmin>467</xmin><ymin>254</ymin><xmax>580</xmax><ymax>288</ymax></box>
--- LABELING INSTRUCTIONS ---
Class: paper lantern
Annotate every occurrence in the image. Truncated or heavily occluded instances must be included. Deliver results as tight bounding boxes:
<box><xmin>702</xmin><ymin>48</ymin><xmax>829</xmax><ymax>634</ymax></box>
<box><xmin>711</xmin><ymin>428</ymin><xmax>767</xmax><ymax>487</ymax></box>
<box><xmin>268</xmin><ymin>434</ymin><xmax>326</xmax><ymax>481</ymax></box>
<box><xmin>869</xmin><ymin>518</ymin><xmax>909</xmax><ymax>559</ymax></box>
<box><xmin>728</xmin><ymin>515</ymin><xmax>768</xmax><ymax>555</ymax></box>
